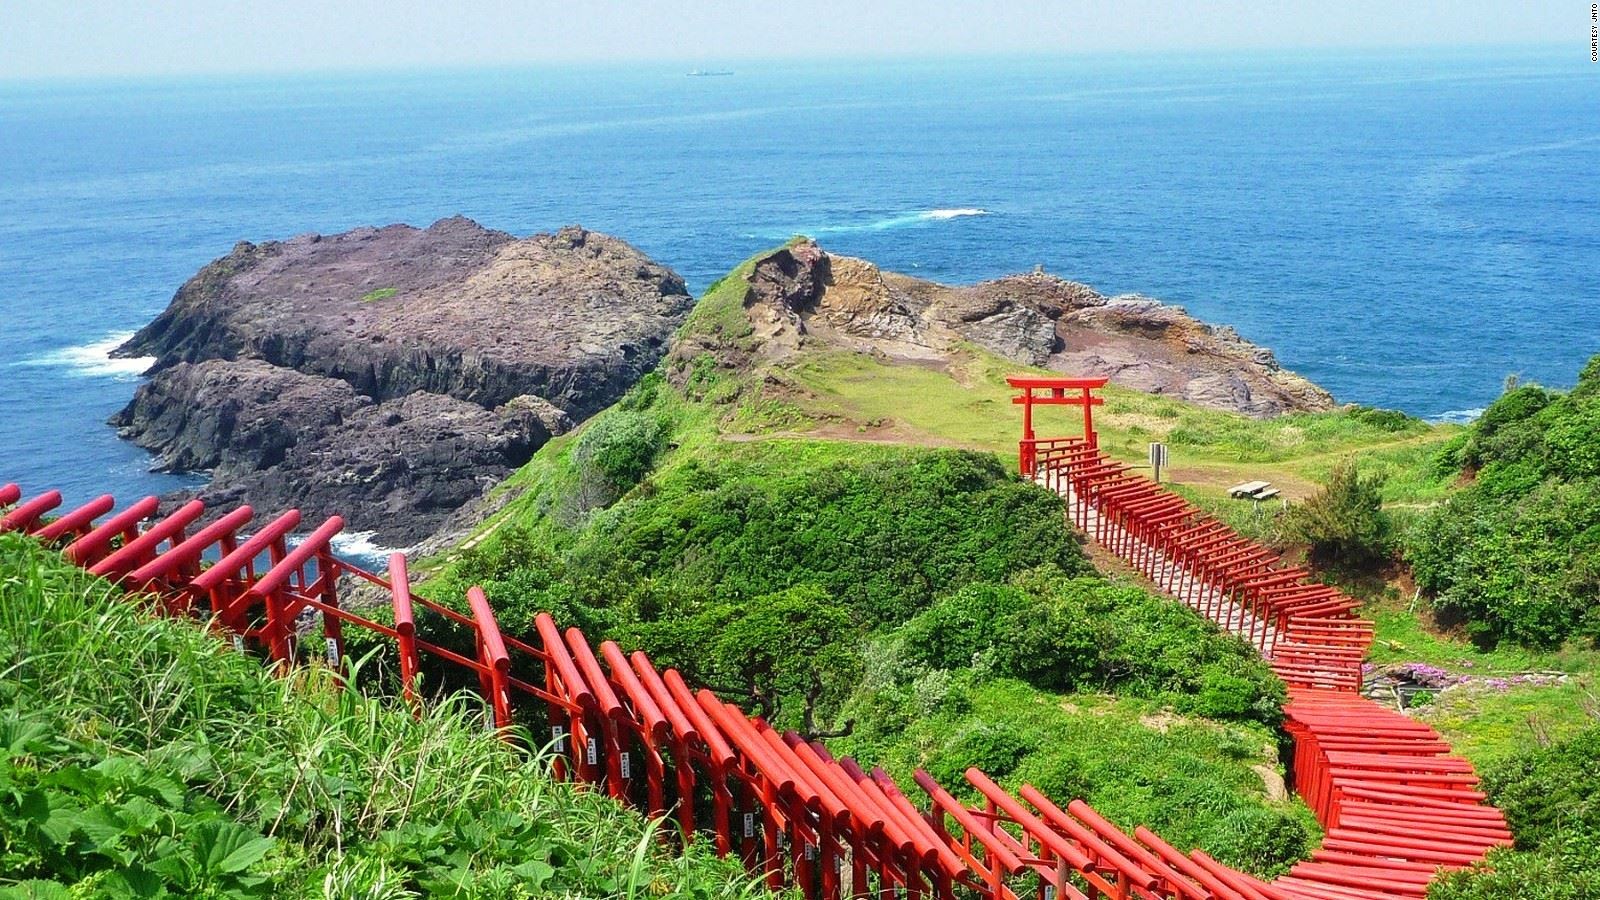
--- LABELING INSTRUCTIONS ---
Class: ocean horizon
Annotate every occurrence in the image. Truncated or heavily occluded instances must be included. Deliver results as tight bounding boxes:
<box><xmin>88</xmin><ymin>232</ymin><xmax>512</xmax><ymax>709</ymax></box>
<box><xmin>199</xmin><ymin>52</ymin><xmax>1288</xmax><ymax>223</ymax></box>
<box><xmin>3</xmin><ymin>46</ymin><xmax>1597</xmax><ymax>518</ymax></box>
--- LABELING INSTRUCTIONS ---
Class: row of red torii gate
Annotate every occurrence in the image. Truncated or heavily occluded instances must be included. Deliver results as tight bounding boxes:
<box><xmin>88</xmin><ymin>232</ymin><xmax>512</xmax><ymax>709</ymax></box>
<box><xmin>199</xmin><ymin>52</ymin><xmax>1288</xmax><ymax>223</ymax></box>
<box><xmin>0</xmin><ymin>375</ymin><xmax>1510</xmax><ymax>900</ymax></box>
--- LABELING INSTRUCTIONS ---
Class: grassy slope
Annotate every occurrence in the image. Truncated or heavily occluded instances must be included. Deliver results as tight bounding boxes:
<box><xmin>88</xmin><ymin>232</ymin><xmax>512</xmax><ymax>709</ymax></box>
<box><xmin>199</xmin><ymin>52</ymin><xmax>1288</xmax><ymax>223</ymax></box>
<box><xmin>424</xmin><ymin>244</ymin><xmax>1593</xmax><ymax>879</ymax></box>
<box><xmin>0</xmin><ymin>534</ymin><xmax>767</xmax><ymax>899</ymax></box>
<box><xmin>769</xmin><ymin>338</ymin><xmax>1600</xmax><ymax>768</ymax></box>
<box><xmin>413</xmin><ymin>250</ymin><xmax>1345</xmax><ymax>875</ymax></box>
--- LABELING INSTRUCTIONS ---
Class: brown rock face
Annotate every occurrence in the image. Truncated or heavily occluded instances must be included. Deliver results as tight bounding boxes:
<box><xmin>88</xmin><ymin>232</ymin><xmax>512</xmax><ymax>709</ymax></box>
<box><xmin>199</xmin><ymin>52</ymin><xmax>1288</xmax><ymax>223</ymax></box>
<box><xmin>112</xmin><ymin>217</ymin><xmax>689</xmax><ymax>545</ymax></box>
<box><xmin>727</xmin><ymin>241</ymin><xmax>1332</xmax><ymax>417</ymax></box>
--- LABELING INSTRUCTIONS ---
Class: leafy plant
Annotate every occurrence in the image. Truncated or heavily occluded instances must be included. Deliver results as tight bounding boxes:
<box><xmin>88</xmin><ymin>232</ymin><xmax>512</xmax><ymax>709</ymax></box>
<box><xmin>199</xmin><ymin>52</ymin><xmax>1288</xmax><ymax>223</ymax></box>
<box><xmin>0</xmin><ymin>534</ymin><xmax>769</xmax><ymax>899</ymax></box>
<box><xmin>1407</xmin><ymin>355</ymin><xmax>1600</xmax><ymax>649</ymax></box>
<box><xmin>1282</xmin><ymin>459</ymin><xmax>1392</xmax><ymax>570</ymax></box>
<box><xmin>900</xmin><ymin>568</ymin><xmax>1284</xmax><ymax>726</ymax></box>
<box><xmin>1429</xmin><ymin>727</ymin><xmax>1600</xmax><ymax>899</ymax></box>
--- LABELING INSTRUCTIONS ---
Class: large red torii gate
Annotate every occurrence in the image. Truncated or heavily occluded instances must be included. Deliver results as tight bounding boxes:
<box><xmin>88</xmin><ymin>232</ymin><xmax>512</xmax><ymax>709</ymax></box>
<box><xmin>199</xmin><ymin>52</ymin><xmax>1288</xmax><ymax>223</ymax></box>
<box><xmin>1006</xmin><ymin>375</ymin><xmax>1108</xmax><ymax>477</ymax></box>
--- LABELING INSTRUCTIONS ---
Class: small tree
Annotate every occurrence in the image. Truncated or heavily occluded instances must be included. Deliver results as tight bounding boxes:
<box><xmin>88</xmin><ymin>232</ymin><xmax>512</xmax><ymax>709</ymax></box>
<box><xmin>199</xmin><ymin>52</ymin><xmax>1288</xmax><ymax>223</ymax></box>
<box><xmin>1284</xmin><ymin>460</ymin><xmax>1391</xmax><ymax>570</ymax></box>
<box><xmin>706</xmin><ymin>585</ymin><xmax>862</xmax><ymax>735</ymax></box>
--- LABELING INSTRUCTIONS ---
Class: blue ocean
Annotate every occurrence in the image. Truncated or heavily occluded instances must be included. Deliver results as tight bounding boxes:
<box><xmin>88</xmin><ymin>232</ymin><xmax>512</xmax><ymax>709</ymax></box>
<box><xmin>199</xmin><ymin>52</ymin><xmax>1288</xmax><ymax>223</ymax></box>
<box><xmin>2</xmin><ymin>48</ymin><xmax>1597</xmax><ymax>515</ymax></box>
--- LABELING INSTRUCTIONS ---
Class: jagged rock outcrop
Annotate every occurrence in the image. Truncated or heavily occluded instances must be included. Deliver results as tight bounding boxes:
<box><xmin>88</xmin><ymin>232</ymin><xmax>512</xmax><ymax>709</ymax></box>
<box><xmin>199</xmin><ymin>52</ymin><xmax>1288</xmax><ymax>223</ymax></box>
<box><xmin>716</xmin><ymin>241</ymin><xmax>1332</xmax><ymax>416</ymax></box>
<box><xmin>112</xmin><ymin>217</ymin><xmax>688</xmax><ymax>545</ymax></box>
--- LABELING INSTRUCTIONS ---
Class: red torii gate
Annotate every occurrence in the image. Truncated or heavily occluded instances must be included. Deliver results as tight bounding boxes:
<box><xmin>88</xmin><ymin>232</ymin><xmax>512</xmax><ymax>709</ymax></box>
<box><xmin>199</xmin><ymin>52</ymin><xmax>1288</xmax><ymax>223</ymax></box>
<box><xmin>1006</xmin><ymin>375</ymin><xmax>1108</xmax><ymax>477</ymax></box>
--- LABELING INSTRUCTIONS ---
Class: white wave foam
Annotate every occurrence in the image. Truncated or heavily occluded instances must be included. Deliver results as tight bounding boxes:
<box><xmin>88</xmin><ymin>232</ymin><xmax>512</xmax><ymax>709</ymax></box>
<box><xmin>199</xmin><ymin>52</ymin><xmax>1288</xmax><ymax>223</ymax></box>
<box><xmin>331</xmin><ymin>530</ymin><xmax>408</xmax><ymax>562</ymax></box>
<box><xmin>12</xmin><ymin>331</ymin><xmax>153</xmax><ymax>380</ymax></box>
<box><xmin>754</xmin><ymin>207</ymin><xmax>991</xmax><ymax>239</ymax></box>
<box><xmin>1429</xmin><ymin>408</ymin><xmax>1486</xmax><ymax>425</ymax></box>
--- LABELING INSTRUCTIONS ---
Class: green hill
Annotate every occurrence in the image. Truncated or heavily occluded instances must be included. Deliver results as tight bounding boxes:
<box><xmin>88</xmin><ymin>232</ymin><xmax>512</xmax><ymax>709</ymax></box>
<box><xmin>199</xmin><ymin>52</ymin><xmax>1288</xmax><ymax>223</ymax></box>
<box><xmin>408</xmin><ymin>244</ymin><xmax>1600</xmax><ymax>891</ymax></box>
<box><xmin>406</xmin><ymin>246</ymin><xmax>1393</xmax><ymax>877</ymax></box>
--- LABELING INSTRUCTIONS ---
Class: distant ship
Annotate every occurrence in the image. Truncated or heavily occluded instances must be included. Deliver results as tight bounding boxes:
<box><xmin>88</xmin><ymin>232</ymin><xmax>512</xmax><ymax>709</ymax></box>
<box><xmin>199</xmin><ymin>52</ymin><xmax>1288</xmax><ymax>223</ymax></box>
<box><xmin>687</xmin><ymin>69</ymin><xmax>734</xmax><ymax>77</ymax></box>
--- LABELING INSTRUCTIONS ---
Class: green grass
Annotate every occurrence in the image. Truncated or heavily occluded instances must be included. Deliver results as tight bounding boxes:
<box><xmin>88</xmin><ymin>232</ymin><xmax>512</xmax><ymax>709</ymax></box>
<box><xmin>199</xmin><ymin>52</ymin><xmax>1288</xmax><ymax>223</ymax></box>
<box><xmin>1365</xmin><ymin>606</ymin><xmax>1600</xmax><ymax>674</ymax></box>
<box><xmin>1414</xmin><ymin>679</ymin><xmax>1599</xmax><ymax>771</ymax></box>
<box><xmin>0</xmin><ymin>534</ymin><xmax>770</xmax><ymax>899</ymax></box>
<box><xmin>780</xmin><ymin>348</ymin><xmax>1457</xmax><ymax>504</ymax></box>
<box><xmin>359</xmin><ymin>287</ymin><xmax>397</xmax><ymax>303</ymax></box>
<box><xmin>678</xmin><ymin>269</ymin><xmax>756</xmax><ymax>347</ymax></box>
<box><xmin>834</xmin><ymin>675</ymin><xmax>1320</xmax><ymax>878</ymax></box>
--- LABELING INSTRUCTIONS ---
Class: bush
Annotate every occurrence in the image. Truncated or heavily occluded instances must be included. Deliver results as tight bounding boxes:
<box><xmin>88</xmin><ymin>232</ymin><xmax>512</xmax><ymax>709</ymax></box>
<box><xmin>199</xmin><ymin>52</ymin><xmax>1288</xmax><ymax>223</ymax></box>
<box><xmin>1282</xmin><ymin>460</ymin><xmax>1392</xmax><ymax>569</ymax></box>
<box><xmin>1459</xmin><ymin>384</ymin><xmax>1553</xmax><ymax>471</ymax></box>
<box><xmin>566</xmin><ymin>448</ymin><xmax>1088</xmax><ymax>628</ymax></box>
<box><xmin>1206</xmin><ymin>807</ymin><xmax>1321</xmax><ymax>877</ymax></box>
<box><xmin>925</xmin><ymin>721</ymin><xmax>1035</xmax><ymax>786</ymax></box>
<box><xmin>900</xmin><ymin>583</ymin><xmax>1032</xmax><ymax>671</ymax></box>
<box><xmin>1404</xmin><ymin>356</ymin><xmax>1600</xmax><ymax>648</ymax></box>
<box><xmin>1347</xmin><ymin>406</ymin><xmax>1417</xmax><ymax>432</ymax></box>
<box><xmin>574</xmin><ymin>408</ymin><xmax>670</xmax><ymax>495</ymax></box>
<box><xmin>624</xmin><ymin>585</ymin><xmax>862</xmax><ymax>730</ymax></box>
<box><xmin>1481</xmin><ymin>727</ymin><xmax>1600</xmax><ymax>849</ymax></box>
<box><xmin>900</xmin><ymin>568</ymin><xmax>1284</xmax><ymax>726</ymax></box>
<box><xmin>1429</xmin><ymin>836</ymin><xmax>1600</xmax><ymax>900</ymax></box>
<box><xmin>1429</xmin><ymin>727</ymin><xmax>1600</xmax><ymax>899</ymax></box>
<box><xmin>1407</xmin><ymin>478</ymin><xmax>1600</xmax><ymax>649</ymax></box>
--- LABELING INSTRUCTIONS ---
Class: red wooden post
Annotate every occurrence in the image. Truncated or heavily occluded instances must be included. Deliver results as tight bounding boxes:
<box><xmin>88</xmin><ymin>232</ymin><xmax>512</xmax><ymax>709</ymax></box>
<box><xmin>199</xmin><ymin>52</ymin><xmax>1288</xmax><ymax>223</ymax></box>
<box><xmin>468</xmin><ymin>586</ymin><xmax>512</xmax><ymax>730</ymax></box>
<box><xmin>317</xmin><ymin>551</ymin><xmax>343</xmax><ymax>665</ymax></box>
<box><xmin>388</xmin><ymin>554</ymin><xmax>421</xmax><ymax>706</ymax></box>
<box><xmin>1020</xmin><ymin>387</ymin><xmax>1035</xmax><ymax>475</ymax></box>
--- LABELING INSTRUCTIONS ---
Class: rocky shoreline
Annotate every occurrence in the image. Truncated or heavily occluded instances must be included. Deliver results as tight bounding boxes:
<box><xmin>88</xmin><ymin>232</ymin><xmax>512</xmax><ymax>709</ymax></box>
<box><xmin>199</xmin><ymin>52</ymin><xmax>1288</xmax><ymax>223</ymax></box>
<box><xmin>720</xmin><ymin>241</ymin><xmax>1333</xmax><ymax>417</ymax></box>
<box><xmin>111</xmin><ymin>217</ymin><xmax>692</xmax><ymax>545</ymax></box>
<box><xmin>109</xmin><ymin>226</ymin><xmax>1335</xmax><ymax>547</ymax></box>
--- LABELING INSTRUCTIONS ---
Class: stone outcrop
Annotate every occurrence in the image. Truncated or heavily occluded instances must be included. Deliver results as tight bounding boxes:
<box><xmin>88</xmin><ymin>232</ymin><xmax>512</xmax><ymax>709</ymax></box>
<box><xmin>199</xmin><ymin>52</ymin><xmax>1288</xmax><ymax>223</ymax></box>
<box><xmin>112</xmin><ymin>217</ymin><xmax>689</xmax><ymax>545</ymax></box>
<box><xmin>722</xmin><ymin>241</ymin><xmax>1332</xmax><ymax>416</ymax></box>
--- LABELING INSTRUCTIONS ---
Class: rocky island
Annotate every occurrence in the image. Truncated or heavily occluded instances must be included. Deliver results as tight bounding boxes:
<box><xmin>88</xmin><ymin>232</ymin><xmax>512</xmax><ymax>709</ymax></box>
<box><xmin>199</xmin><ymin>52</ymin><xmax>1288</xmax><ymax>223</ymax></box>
<box><xmin>112</xmin><ymin>217</ymin><xmax>692</xmax><ymax>545</ymax></box>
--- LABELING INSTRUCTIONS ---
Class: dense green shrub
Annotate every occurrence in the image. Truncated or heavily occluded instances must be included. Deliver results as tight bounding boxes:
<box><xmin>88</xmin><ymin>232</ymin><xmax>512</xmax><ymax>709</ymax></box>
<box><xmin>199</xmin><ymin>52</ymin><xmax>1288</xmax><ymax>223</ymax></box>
<box><xmin>565</xmin><ymin>448</ymin><xmax>1088</xmax><ymax>628</ymax></box>
<box><xmin>1407</xmin><ymin>354</ymin><xmax>1600</xmax><ymax>649</ymax></box>
<box><xmin>574</xmin><ymin>408</ymin><xmax>670</xmax><ymax>495</ymax></box>
<box><xmin>924</xmin><ymin>721</ymin><xmax>1035</xmax><ymax>786</ymax></box>
<box><xmin>1458</xmin><ymin>384</ymin><xmax>1553</xmax><ymax>472</ymax></box>
<box><xmin>900</xmin><ymin>568</ymin><xmax>1285</xmax><ymax>726</ymax></box>
<box><xmin>624</xmin><ymin>585</ymin><xmax>862</xmax><ymax>730</ymax></box>
<box><xmin>1480</xmin><ymin>727</ymin><xmax>1600</xmax><ymax>848</ymax></box>
<box><xmin>1408</xmin><ymin>479</ymin><xmax>1600</xmax><ymax>649</ymax></box>
<box><xmin>899</xmin><ymin>583</ymin><xmax>1033</xmax><ymax>671</ymax></box>
<box><xmin>1430</xmin><ymin>727</ymin><xmax>1600</xmax><ymax>899</ymax></box>
<box><xmin>1429</xmin><ymin>837</ymin><xmax>1600</xmax><ymax>900</ymax></box>
<box><xmin>1282</xmin><ymin>460</ymin><xmax>1392</xmax><ymax>569</ymax></box>
<box><xmin>1346</xmin><ymin>406</ymin><xmax>1418</xmax><ymax>432</ymax></box>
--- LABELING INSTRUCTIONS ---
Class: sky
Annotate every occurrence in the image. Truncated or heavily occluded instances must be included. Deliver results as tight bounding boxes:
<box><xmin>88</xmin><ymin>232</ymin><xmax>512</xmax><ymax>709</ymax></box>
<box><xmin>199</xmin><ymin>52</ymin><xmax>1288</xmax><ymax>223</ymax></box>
<box><xmin>0</xmin><ymin>1</ymin><xmax>1579</xmax><ymax>80</ymax></box>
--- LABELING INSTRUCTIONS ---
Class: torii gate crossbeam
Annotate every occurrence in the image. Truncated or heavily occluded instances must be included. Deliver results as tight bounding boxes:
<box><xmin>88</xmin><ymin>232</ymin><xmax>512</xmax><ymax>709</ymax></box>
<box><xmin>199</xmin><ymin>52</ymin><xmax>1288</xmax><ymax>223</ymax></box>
<box><xmin>1005</xmin><ymin>375</ymin><xmax>1108</xmax><ymax>477</ymax></box>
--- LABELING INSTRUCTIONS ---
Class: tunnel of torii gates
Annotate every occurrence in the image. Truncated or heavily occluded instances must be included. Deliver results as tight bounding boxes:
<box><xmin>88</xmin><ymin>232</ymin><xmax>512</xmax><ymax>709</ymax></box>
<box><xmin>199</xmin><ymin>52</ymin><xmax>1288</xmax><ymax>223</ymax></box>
<box><xmin>0</xmin><ymin>374</ymin><xmax>1508</xmax><ymax>900</ymax></box>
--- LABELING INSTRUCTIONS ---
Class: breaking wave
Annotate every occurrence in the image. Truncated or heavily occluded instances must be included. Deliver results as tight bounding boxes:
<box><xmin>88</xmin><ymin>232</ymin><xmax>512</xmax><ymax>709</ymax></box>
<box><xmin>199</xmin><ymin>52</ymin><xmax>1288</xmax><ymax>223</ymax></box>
<box><xmin>330</xmin><ymin>530</ymin><xmax>408</xmax><ymax>567</ymax></box>
<box><xmin>1428</xmin><ymin>408</ymin><xmax>1486</xmax><ymax>425</ymax></box>
<box><xmin>753</xmin><ymin>207</ymin><xmax>990</xmax><ymax>239</ymax></box>
<box><xmin>11</xmin><ymin>331</ymin><xmax>152</xmax><ymax>380</ymax></box>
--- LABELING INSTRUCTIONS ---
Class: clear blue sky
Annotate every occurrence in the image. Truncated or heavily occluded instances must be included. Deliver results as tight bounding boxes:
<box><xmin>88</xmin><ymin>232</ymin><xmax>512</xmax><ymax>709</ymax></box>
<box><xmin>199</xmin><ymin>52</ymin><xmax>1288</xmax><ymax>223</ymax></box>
<box><xmin>0</xmin><ymin>1</ymin><xmax>1577</xmax><ymax>80</ymax></box>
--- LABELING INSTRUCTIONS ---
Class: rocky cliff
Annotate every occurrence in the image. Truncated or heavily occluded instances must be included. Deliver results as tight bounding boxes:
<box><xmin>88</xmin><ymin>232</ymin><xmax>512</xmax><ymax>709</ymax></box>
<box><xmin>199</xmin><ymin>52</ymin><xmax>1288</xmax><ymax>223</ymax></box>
<box><xmin>706</xmin><ymin>241</ymin><xmax>1332</xmax><ymax>416</ymax></box>
<box><xmin>112</xmin><ymin>218</ymin><xmax>692</xmax><ymax>545</ymax></box>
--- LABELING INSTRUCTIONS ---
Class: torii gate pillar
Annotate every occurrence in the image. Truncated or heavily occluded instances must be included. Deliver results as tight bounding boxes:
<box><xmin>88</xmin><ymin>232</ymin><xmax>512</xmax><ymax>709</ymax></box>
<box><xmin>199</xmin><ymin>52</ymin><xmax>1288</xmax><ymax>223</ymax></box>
<box><xmin>1005</xmin><ymin>376</ymin><xmax>1109</xmax><ymax>477</ymax></box>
